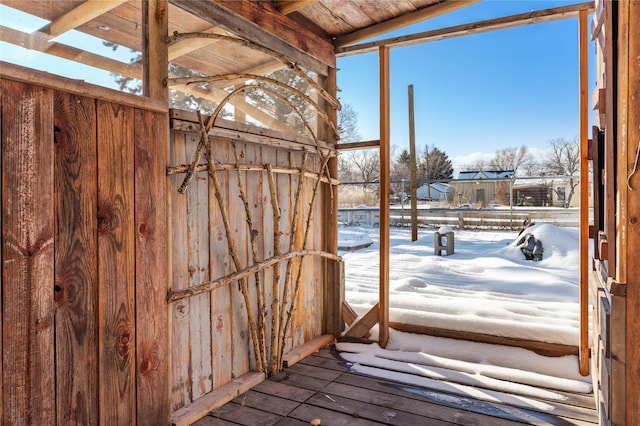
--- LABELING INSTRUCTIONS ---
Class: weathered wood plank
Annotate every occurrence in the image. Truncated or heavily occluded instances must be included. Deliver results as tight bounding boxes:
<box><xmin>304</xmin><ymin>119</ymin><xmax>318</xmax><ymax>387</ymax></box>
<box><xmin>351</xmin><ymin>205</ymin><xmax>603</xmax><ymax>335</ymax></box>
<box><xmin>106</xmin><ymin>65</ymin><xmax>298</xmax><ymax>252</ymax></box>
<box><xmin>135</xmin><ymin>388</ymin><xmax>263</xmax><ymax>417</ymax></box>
<box><xmin>283</xmin><ymin>334</ymin><xmax>334</xmax><ymax>368</ymax></box>
<box><xmin>134</xmin><ymin>108</ymin><xmax>170</xmax><ymax>424</ymax></box>
<box><xmin>343</xmin><ymin>303</ymin><xmax>379</xmax><ymax>339</ymax></box>
<box><xmin>44</xmin><ymin>0</ymin><xmax>129</xmax><ymax>37</ymax></box>
<box><xmin>169</xmin><ymin>0</ymin><xmax>333</xmax><ymax>73</ymax></box>
<box><xmin>622</xmin><ymin>1</ymin><xmax>640</xmax><ymax>422</ymax></box>
<box><xmin>171</xmin><ymin>372</ymin><xmax>265</xmax><ymax>426</ymax></box>
<box><xmin>379</xmin><ymin>45</ymin><xmax>390</xmax><ymax>348</ymax></box>
<box><xmin>97</xmin><ymin>100</ymin><xmax>136</xmax><ymax>424</ymax></box>
<box><xmin>53</xmin><ymin>91</ymin><xmax>98</xmax><ymax>425</ymax></box>
<box><xmin>288</xmin><ymin>403</ymin><xmax>410</xmax><ymax>426</ymax></box>
<box><xmin>0</xmin><ymin>74</ymin><xmax>3</xmax><ymax>424</ymax></box>
<box><xmin>143</xmin><ymin>0</ymin><xmax>169</xmax><ymax>103</ymax></box>
<box><xmin>337</xmin><ymin>1</ymin><xmax>595</xmax><ymax>56</ymax></box>
<box><xmin>335</xmin><ymin>0</ymin><xmax>480</xmax><ymax>48</ymax></box>
<box><xmin>261</xmin><ymin>145</ymin><xmax>276</xmax><ymax>370</ymax></box>
<box><xmin>210</xmin><ymin>402</ymin><xmax>282</xmax><ymax>426</ymax></box>
<box><xmin>304</xmin><ymin>389</ymin><xmax>456</xmax><ymax>426</ymax></box>
<box><xmin>334</xmin><ymin>373</ymin><xmax>594</xmax><ymax>426</ymax></box>
<box><xmin>231</xmin><ymin>390</ymin><xmax>300</xmax><ymax>416</ymax></box>
<box><xmin>209</xmin><ymin>136</ymin><xmax>233</xmax><ymax>390</ymax></box>
<box><xmin>169</xmin><ymin>131</ymin><xmax>192</xmax><ymax>410</ymax></box>
<box><xmin>1</xmin><ymin>79</ymin><xmax>55</xmax><ymax>424</ymax></box>
<box><xmin>0</xmin><ymin>62</ymin><xmax>166</xmax><ymax>113</ymax></box>
<box><xmin>252</xmin><ymin>380</ymin><xmax>315</xmax><ymax>403</ymax></box>
<box><xmin>186</xmin><ymin>132</ymin><xmax>213</xmax><ymax>401</ymax></box>
<box><xmin>277</xmin><ymin>149</ymin><xmax>293</xmax><ymax>355</ymax></box>
<box><xmin>245</xmin><ymin>142</ymin><xmax>266</xmax><ymax>371</ymax></box>
<box><xmin>226</xmin><ymin>140</ymin><xmax>252</xmax><ymax>375</ymax></box>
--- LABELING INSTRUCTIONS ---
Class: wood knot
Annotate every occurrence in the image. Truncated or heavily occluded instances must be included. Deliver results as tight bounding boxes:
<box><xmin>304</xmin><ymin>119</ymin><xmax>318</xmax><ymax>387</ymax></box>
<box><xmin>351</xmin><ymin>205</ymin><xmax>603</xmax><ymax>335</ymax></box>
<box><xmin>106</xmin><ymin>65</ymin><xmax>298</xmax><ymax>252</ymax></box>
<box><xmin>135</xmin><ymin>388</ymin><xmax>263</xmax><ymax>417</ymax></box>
<box><xmin>54</xmin><ymin>280</ymin><xmax>65</xmax><ymax>304</ymax></box>
<box><xmin>97</xmin><ymin>207</ymin><xmax>111</xmax><ymax>233</ymax></box>
<box><xmin>138</xmin><ymin>222</ymin><xmax>148</xmax><ymax>235</ymax></box>
<box><xmin>631</xmin><ymin>217</ymin><xmax>638</xmax><ymax>225</ymax></box>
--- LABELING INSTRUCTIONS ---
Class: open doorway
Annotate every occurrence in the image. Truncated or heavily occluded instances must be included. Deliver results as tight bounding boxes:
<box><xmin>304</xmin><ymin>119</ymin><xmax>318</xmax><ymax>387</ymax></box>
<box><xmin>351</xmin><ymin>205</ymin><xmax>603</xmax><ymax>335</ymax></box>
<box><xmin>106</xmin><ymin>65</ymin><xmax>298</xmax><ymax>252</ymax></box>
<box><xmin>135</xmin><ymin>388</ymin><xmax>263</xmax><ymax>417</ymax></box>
<box><xmin>334</xmin><ymin>1</ymin><xmax>594</xmax><ymax>410</ymax></box>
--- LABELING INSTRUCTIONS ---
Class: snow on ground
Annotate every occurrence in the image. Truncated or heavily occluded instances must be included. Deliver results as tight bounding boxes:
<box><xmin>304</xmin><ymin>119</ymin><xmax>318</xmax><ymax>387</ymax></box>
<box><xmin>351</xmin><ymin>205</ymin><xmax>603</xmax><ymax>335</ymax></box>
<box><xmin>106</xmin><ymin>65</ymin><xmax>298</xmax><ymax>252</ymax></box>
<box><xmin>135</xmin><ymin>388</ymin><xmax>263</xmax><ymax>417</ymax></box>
<box><xmin>337</xmin><ymin>223</ymin><xmax>592</xmax><ymax>398</ymax></box>
<box><xmin>339</xmin><ymin>223</ymin><xmax>582</xmax><ymax>346</ymax></box>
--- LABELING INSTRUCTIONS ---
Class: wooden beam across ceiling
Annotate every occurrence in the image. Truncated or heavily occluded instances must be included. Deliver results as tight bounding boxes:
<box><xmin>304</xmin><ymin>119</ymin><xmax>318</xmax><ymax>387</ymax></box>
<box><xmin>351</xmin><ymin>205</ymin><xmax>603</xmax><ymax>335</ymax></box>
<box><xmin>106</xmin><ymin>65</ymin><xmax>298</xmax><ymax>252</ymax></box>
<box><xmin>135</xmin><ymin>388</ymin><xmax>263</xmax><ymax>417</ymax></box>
<box><xmin>334</xmin><ymin>0</ymin><xmax>481</xmax><ymax>48</ymax></box>
<box><xmin>337</xmin><ymin>1</ymin><xmax>595</xmax><ymax>56</ymax></box>
<box><xmin>40</xmin><ymin>0</ymin><xmax>128</xmax><ymax>38</ymax></box>
<box><xmin>276</xmin><ymin>0</ymin><xmax>320</xmax><ymax>15</ymax></box>
<box><xmin>169</xmin><ymin>0</ymin><xmax>333</xmax><ymax>74</ymax></box>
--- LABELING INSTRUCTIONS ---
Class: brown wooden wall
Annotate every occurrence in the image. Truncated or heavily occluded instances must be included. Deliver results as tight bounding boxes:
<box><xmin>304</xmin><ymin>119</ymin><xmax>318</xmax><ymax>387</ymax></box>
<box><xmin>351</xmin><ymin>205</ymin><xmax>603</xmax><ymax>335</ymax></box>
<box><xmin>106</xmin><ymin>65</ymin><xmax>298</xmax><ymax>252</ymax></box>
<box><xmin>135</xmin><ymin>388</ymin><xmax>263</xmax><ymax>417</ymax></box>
<box><xmin>591</xmin><ymin>0</ymin><xmax>640</xmax><ymax>424</ymax></box>
<box><xmin>167</xmin><ymin>125</ymin><xmax>326</xmax><ymax>411</ymax></box>
<box><xmin>0</xmin><ymin>79</ymin><xmax>169</xmax><ymax>425</ymax></box>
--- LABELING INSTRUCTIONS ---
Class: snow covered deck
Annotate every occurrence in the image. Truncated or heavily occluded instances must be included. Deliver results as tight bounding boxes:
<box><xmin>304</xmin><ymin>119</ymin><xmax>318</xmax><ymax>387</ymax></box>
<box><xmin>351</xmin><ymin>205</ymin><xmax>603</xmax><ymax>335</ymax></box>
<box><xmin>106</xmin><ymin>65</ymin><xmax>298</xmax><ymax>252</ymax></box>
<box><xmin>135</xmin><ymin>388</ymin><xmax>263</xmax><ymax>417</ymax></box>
<box><xmin>193</xmin><ymin>345</ymin><xmax>598</xmax><ymax>425</ymax></box>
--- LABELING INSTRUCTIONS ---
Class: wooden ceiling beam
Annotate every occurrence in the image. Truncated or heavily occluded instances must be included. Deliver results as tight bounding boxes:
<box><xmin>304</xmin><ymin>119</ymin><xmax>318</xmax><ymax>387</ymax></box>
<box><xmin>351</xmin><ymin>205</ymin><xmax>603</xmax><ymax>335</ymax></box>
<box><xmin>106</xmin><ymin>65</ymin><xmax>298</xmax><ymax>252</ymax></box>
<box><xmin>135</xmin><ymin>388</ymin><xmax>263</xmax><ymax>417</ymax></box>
<box><xmin>337</xmin><ymin>1</ymin><xmax>595</xmax><ymax>56</ymax></box>
<box><xmin>334</xmin><ymin>0</ymin><xmax>480</xmax><ymax>48</ymax></box>
<box><xmin>276</xmin><ymin>0</ymin><xmax>319</xmax><ymax>15</ymax></box>
<box><xmin>0</xmin><ymin>25</ymin><xmax>141</xmax><ymax>78</ymax></box>
<box><xmin>169</xmin><ymin>0</ymin><xmax>333</xmax><ymax>74</ymax></box>
<box><xmin>41</xmin><ymin>0</ymin><xmax>128</xmax><ymax>38</ymax></box>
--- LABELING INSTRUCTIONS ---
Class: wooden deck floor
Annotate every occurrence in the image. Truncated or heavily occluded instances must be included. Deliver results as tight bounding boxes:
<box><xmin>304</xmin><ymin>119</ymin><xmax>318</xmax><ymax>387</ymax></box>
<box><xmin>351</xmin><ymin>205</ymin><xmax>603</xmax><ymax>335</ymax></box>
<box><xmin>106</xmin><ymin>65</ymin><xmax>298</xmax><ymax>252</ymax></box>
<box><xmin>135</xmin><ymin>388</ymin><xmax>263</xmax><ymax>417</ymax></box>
<box><xmin>193</xmin><ymin>346</ymin><xmax>599</xmax><ymax>426</ymax></box>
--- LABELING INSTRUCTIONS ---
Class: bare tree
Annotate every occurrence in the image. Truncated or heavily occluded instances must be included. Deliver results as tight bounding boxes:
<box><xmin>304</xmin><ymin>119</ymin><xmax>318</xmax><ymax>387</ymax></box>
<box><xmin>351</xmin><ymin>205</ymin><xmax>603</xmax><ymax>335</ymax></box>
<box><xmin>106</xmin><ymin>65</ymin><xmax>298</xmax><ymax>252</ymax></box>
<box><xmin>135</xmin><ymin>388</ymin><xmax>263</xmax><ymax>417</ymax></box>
<box><xmin>543</xmin><ymin>137</ymin><xmax>580</xmax><ymax>207</ymax></box>
<box><xmin>489</xmin><ymin>146</ymin><xmax>534</xmax><ymax>175</ymax></box>
<box><xmin>463</xmin><ymin>159</ymin><xmax>488</xmax><ymax>172</ymax></box>
<box><xmin>544</xmin><ymin>137</ymin><xmax>580</xmax><ymax>176</ymax></box>
<box><xmin>338</xmin><ymin>103</ymin><xmax>362</xmax><ymax>143</ymax></box>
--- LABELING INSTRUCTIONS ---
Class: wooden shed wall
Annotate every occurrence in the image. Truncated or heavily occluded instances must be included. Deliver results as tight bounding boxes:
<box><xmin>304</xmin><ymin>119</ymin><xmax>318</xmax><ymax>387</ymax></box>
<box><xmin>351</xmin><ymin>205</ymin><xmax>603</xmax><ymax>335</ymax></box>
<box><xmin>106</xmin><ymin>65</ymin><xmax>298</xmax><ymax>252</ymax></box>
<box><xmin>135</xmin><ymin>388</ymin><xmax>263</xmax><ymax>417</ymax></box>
<box><xmin>167</xmin><ymin>126</ymin><xmax>326</xmax><ymax>411</ymax></box>
<box><xmin>0</xmin><ymin>78</ymin><xmax>169</xmax><ymax>424</ymax></box>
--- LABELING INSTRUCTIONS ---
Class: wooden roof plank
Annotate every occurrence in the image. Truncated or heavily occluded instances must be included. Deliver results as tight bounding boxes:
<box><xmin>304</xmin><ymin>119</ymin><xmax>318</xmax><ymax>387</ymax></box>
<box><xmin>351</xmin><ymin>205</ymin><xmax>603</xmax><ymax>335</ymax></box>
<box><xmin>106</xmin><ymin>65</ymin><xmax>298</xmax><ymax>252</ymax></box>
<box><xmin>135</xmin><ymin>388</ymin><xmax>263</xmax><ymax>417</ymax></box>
<box><xmin>43</xmin><ymin>0</ymin><xmax>128</xmax><ymax>38</ymax></box>
<box><xmin>276</xmin><ymin>0</ymin><xmax>320</xmax><ymax>15</ymax></box>
<box><xmin>0</xmin><ymin>25</ymin><xmax>141</xmax><ymax>78</ymax></box>
<box><xmin>337</xmin><ymin>1</ymin><xmax>595</xmax><ymax>56</ymax></box>
<box><xmin>335</xmin><ymin>0</ymin><xmax>480</xmax><ymax>48</ymax></box>
<box><xmin>169</xmin><ymin>0</ymin><xmax>333</xmax><ymax>74</ymax></box>
<box><xmin>168</xmin><ymin>26</ymin><xmax>230</xmax><ymax>61</ymax></box>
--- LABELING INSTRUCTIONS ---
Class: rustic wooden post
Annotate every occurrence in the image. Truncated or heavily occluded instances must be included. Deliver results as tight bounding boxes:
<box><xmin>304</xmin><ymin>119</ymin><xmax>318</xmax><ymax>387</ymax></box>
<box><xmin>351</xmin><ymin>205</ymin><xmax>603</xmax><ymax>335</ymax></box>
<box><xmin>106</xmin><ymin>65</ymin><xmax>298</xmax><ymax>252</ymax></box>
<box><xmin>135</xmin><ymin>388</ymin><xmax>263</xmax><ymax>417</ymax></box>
<box><xmin>141</xmin><ymin>2</ymin><xmax>170</xmax><ymax>423</ymax></box>
<box><xmin>321</xmin><ymin>68</ymin><xmax>342</xmax><ymax>337</ymax></box>
<box><xmin>578</xmin><ymin>8</ymin><xmax>589</xmax><ymax>377</ymax></box>
<box><xmin>143</xmin><ymin>0</ymin><xmax>169</xmax><ymax>104</ymax></box>
<box><xmin>379</xmin><ymin>46</ymin><xmax>390</xmax><ymax>348</ymax></box>
<box><xmin>619</xmin><ymin>0</ymin><xmax>640</xmax><ymax>421</ymax></box>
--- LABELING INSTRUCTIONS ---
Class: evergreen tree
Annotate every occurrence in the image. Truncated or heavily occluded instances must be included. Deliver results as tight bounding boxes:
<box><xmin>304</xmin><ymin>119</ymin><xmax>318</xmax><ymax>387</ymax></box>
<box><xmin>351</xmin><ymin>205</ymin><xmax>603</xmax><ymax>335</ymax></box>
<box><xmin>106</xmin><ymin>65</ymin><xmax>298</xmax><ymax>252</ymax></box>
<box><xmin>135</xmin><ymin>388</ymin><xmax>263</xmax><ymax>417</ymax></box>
<box><xmin>421</xmin><ymin>146</ymin><xmax>453</xmax><ymax>181</ymax></box>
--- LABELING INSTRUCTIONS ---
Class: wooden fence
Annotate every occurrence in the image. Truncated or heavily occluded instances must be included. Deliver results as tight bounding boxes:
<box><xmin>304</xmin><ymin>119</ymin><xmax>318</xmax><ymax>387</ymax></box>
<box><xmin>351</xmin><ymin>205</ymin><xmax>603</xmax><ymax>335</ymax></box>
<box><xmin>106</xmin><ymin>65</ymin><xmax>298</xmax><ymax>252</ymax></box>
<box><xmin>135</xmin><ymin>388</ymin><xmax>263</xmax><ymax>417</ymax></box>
<box><xmin>1</xmin><ymin>79</ymin><xmax>169</xmax><ymax>424</ymax></box>
<box><xmin>338</xmin><ymin>206</ymin><xmax>584</xmax><ymax>229</ymax></box>
<box><xmin>0</xmin><ymin>79</ymin><xmax>338</xmax><ymax>425</ymax></box>
<box><xmin>166</xmin><ymin>112</ymin><xmax>337</xmax><ymax>416</ymax></box>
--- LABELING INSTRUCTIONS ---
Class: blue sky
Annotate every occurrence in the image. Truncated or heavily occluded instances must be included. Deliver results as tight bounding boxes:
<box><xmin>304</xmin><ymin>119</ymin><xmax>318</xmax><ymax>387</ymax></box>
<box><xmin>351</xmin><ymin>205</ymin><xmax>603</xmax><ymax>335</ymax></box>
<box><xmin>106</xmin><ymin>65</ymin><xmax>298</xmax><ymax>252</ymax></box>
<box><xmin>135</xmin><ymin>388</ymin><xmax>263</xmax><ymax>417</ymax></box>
<box><xmin>336</xmin><ymin>1</ymin><xmax>595</xmax><ymax>170</ymax></box>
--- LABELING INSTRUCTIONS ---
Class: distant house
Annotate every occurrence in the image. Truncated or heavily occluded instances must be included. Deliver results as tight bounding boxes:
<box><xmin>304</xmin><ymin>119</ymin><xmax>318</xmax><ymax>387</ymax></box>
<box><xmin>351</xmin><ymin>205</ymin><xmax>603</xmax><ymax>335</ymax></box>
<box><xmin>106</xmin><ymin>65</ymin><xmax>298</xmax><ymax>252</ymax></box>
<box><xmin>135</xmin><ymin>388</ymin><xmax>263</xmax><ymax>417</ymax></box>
<box><xmin>513</xmin><ymin>177</ymin><xmax>581</xmax><ymax>207</ymax></box>
<box><xmin>416</xmin><ymin>182</ymin><xmax>451</xmax><ymax>201</ymax></box>
<box><xmin>450</xmin><ymin>170</ymin><xmax>515</xmax><ymax>206</ymax></box>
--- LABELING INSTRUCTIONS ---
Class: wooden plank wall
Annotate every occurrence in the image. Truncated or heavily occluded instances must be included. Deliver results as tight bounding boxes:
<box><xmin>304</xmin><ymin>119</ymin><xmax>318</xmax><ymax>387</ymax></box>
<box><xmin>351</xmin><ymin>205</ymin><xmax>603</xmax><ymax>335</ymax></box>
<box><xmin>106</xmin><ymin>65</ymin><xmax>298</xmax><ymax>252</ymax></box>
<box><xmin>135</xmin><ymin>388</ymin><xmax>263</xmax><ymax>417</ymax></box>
<box><xmin>167</xmin><ymin>131</ymin><xmax>327</xmax><ymax>412</ymax></box>
<box><xmin>0</xmin><ymin>79</ymin><xmax>169</xmax><ymax>424</ymax></box>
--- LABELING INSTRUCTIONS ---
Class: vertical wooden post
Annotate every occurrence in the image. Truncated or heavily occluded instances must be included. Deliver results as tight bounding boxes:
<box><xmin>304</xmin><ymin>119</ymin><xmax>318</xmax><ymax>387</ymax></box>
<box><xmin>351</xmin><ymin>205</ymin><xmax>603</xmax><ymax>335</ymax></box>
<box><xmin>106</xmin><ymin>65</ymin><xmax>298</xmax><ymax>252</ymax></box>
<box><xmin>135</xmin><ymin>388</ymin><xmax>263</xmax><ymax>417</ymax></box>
<box><xmin>143</xmin><ymin>0</ymin><xmax>169</xmax><ymax>104</ymax></box>
<box><xmin>408</xmin><ymin>84</ymin><xmax>418</xmax><ymax>242</ymax></box>
<box><xmin>134</xmin><ymin>109</ymin><xmax>170</xmax><ymax>424</ymax></box>
<box><xmin>379</xmin><ymin>46</ymin><xmax>390</xmax><ymax>348</ymax></box>
<box><xmin>578</xmin><ymin>9</ymin><xmax>589</xmax><ymax>377</ymax></box>
<box><xmin>621</xmin><ymin>0</ymin><xmax>640</xmax><ymax>421</ymax></box>
<box><xmin>322</xmin><ymin>68</ymin><xmax>342</xmax><ymax>337</ymax></box>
